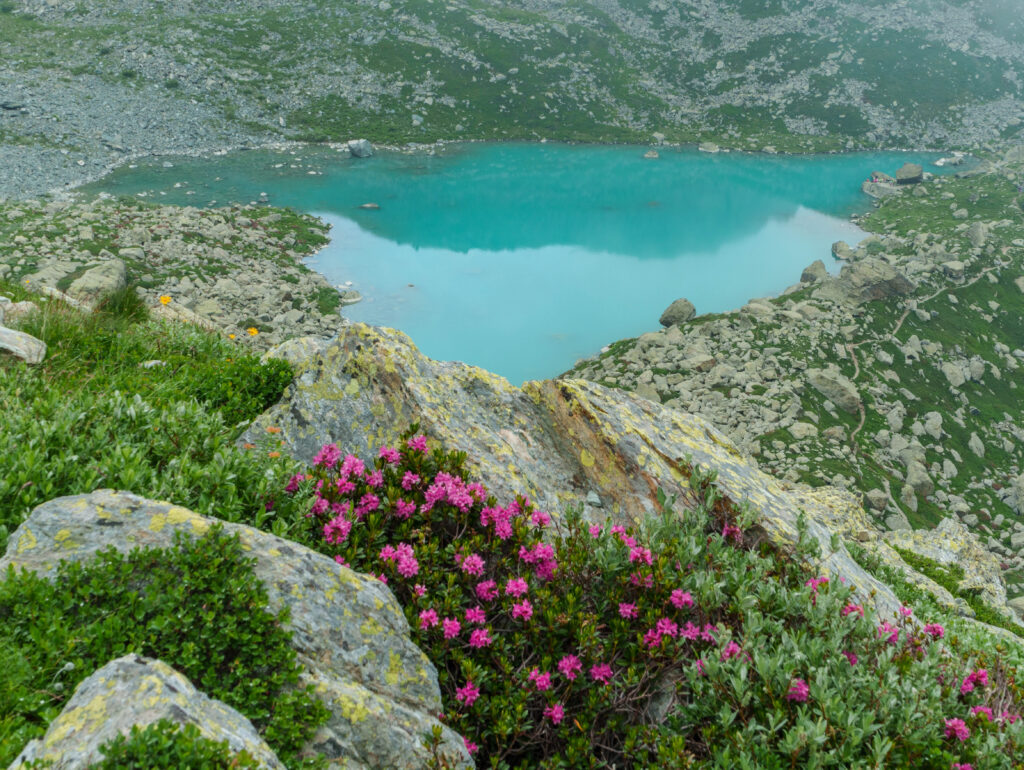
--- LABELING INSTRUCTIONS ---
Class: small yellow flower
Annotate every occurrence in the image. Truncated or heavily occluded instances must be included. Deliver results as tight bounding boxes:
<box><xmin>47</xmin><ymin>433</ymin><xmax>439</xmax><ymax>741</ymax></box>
<box><xmin>159</xmin><ymin>295</ymin><xmax>171</xmax><ymax>305</ymax></box>
<box><xmin>247</xmin><ymin>327</ymin><xmax>259</xmax><ymax>336</ymax></box>
<box><xmin>228</xmin><ymin>333</ymin><xmax>236</xmax><ymax>339</ymax></box>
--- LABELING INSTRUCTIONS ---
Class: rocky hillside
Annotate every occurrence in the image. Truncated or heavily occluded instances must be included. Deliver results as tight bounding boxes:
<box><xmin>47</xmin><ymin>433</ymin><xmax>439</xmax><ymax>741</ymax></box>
<box><xmin>568</xmin><ymin>145</ymin><xmax>1024</xmax><ymax>606</ymax></box>
<box><xmin>0</xmin><ymin>197</ymin><xmax>345</xmax><ymax>346</ymax></box>
<box><xmin>3</xmin><ymin>0</ymin><xmax>1024</xmax><ymax>197</ymax></box>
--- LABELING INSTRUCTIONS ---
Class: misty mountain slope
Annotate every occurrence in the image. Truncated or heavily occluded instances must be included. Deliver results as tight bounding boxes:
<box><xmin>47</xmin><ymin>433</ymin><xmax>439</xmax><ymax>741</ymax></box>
<box><xmin>1</xmin><ymin>0</ymin><xmax>1022</xmax><ymax>194</ymax></box>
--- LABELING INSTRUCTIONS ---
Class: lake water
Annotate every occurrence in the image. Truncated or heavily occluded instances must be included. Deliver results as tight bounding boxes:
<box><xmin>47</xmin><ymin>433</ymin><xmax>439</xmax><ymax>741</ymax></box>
<box><xmin>89</xmin><ymin>143</ymin><xmax>949</xmax><ymax>384</ymax></box>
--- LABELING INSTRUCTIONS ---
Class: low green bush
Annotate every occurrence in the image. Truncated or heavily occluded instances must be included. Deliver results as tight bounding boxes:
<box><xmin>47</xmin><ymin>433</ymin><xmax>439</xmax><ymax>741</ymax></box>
<box><xmin>95</xmin><ymin>720</ymin><xmax>261</xmax><ymax>769</ymax></box>
<box><xmin>0</xmin><ymin>526</ymin><xmax>328</xmax><ymax>767</ymax></box>
<box><xmin>285</xmin><ymin>431</ymin><xmax>1024</xmax><ymax>768</ymax></box>
<box><xmin>0</xmin><ymin>286</ymin><xmax>309</xmax><ymax>551</ymax></box>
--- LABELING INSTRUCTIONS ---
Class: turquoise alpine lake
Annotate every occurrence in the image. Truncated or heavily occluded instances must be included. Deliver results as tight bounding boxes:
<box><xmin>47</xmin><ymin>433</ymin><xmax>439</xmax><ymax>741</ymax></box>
<box><xmin>88</xmin><ymin>143</ymin><xmax>953</xmax><ymax>384</ymax></box>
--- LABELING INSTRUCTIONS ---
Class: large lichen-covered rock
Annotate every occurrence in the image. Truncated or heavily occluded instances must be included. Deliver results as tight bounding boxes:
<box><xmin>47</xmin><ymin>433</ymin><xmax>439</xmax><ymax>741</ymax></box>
<box><xmin>8</xmin><ymin>655</ymin><xmax>285</xmax><ymax>769</ymax></box>
<box><xmin>0</xmin><ymin>490</ymin><xmax>470</xmax><ymax>770</ymax></box>
<box><xmin>243</xmin><ymin>323</ymin><xmax>903</xmax><ymax>616</ymax></box>
<box><xmin>884</xmin><ymin>516</ymin><xmax>1017</xmax><ymax>621</ymax></box>
<box><xmin>814</xmin><ymin>258</ymin><xmax>915</xmax><ymax>305</ymax></box>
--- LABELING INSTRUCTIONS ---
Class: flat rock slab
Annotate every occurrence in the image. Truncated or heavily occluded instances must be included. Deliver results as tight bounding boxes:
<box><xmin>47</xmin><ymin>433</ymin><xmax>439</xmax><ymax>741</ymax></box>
<box><xmin>8</xmin><ymin>655</ymin><xmax>284</xmax><ymax>770</ymax></box>
<box><xmin>0</xmin><ymin>490</ymin><xmax>470</xmax><ymax>769</ymax></box>
<box><xmin>244</xmin><ymin>323</ymin><xmax>903</xmax><ymax>617</ymax></box>
<box><xmin>0</xmin><ymin>325</ymin><xmax>46</xmax><ymax>364</ymax></box>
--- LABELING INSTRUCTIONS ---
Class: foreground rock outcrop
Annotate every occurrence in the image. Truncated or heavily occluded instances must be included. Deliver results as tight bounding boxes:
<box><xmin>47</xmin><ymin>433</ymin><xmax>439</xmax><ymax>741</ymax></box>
<box><xmin>8</xmin><ymin>655</ymin><xmax>285</xmax><ymax>770</ymax></box>
<box><xmin>244</xmin><ymin>323</ymin><xmax>904</xmax><ymax>615</ymax></box>
<box><xmin>0</xmin><ymin>490</ymin><xmax>470</xmax><ymax>769</ymax></box>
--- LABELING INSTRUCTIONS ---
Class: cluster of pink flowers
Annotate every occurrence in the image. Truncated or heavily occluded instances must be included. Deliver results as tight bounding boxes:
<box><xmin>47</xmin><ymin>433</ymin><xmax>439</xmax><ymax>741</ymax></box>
<box><xmin>456</xmin><ymin>680</ymin><xmax>480</xmax><ymax>707</ymax></box>
<box><xmin>528</xmin><ymin>668</ymin><xmax>553</xmax><ymax>691</ymax></box>
<box><xmin>379</xmin><ymin>542</ymin><xmax>419</xmax><ymax>577</ymax></box>
<box><xmin>960</xmin><ymin>669</ymin><xmax>988</xmax><ymax>695</ymax></box>
<box><xmin>944</xmin><ymin>717</ymin><xmax>970</xmax><ymax>742</ymax></box>
<box><xmin>786</xmin><ymin>678</ymin><xmax>809</xmax><ymax>702</ymax></box>
<box><xmin>519</xmin><ymin>542</ymin><xmax>559</xmax><ymax>581</ymax></box>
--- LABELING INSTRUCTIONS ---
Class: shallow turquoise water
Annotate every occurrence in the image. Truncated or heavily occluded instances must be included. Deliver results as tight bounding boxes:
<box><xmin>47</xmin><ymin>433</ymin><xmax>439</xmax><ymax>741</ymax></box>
<box><xmin>90</xmin><ymin>143</ymin><xmax>950</xmax><ymax>384</ymax></box>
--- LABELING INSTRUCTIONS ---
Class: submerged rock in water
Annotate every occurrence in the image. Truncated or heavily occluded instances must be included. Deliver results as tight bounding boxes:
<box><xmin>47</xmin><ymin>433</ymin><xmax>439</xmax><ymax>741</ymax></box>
<box><xmin>8</xmin><ymin>655</ymin><xmax>285</xmax><ymax>770</ymax></box>
<box><xmin>244</xmin><ymin>323</ymin><xmax>904</xmax><ymax>617</ymax></box>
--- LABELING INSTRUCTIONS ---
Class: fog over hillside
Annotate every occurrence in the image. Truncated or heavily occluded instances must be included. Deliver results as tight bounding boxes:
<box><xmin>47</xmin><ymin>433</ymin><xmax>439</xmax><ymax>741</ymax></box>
<box><xmin>1</xmin><ymin>0</ymin><xmax>1023</xmax><ymax>195</ymax></box>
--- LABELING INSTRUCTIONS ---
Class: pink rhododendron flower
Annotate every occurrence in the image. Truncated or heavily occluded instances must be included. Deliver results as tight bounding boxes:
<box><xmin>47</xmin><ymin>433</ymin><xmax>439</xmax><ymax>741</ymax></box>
<box><xmin>406</xmin><ymin>435</ymin><xmax>428</xmax><ymax>452</ymax></box>
<box><xmin>512</xmin><ymin>600</ymin><xmax>533</xmax><ymax>621</ymax></box>
<box><xmin>655</xmin><ymin>617</ymin><xmax>678</xmax><ymax>638</ymax></box>
<box><xmin>476</xmin><ymin>580</ymin><xmax>498</xmax><ymax>601</ymax></box>
<box><xmin>401</xmin><ymin>471</ymin><xmax>421</xmax><ymax>490</ymax></box>
<box><xmin>531</xmin><ymin>510</ymin><xmax>551</xmax><ymax>527</ymax></box>
<box><xmin>365</xmin><ymin>470</ymin><xmax>384</xmax><ymax>488</ymax></box>
<box><xmin>722</xmin><ymin>523</ymin><xmax>742</xmax><ymax>542</ymax></box>
<box><xmin>333</xmin><ymin>555</ymin><xmax>349</xmax><ymax>568</ymax></box>
<box><xmin>285</xmin><ymin>473</ymin><xmax>306</xmax><ymax>494</ymax></box>
<box><xmin>311</xmin><ymin>497</ymin><xmax>329</xmax><ymax>516</ymax></box>
<box><xmin>841</xmin><ymin>604</ymin><xmax>864</xmax><ymax>618</ymax></box>
<box><xmin>465</xmin><ymin>606</ymin><xmax>486</xmax><ymax>624</ymax></box>
<box><xmin>899</xmin><ymin>605</ymin><xmax>913</xmax><ymax>617</ymax></box>
<box><xmin>923</xmin><ymin>623</ymin><xmax>945</xmax><ymax>639</ymax></box>
<box><xmin>630</xmin><ymin>571</ymin><xmax>654</xmax><ymax>589</ymax></box>
<box><xmin>590</xmin><ymin>663</ymin><xmax>613</xmax><ymax>684</ymax></box>
<box><xmin>695</xmin><ymin>658</ymin><xmax>706</xmax><ymax>676</ymax></box>
<box><xmin>528</xmin><ymin>668</ymin><xmax>552</xmax><ymax>691</ymax></box>
<box><xmin>670</xmin><ymin>590</ymin><xmax>694</xmax><ymax>609</ymax></box>
<box><xmin>558</xmin><ymin>654</ymin><xmax>582</xmax><ymax>681</ymax></box>
<box><xmin>944</xmin><ymin>718</ymin><xmax>970</xmax><ymax>742</ymax></box>
<box><xmin>505</xmin><ymin>578</ymin><xmax>529</xmax><ymax>597</ymax></box>
<box><xmin>629</xmin><ymin>546</ymin><xmax>654</xmax><ymax>565</ymax></box>
<box><xmin>442</xmin><ymin>617</ymin><xmax>461</xmax><ymax>639</ymax></box>
<box><xmin>463</xmin><ymin>738</ymin><xmax>478</xmax><ymax>755</ymax></box>
<box><xmin>952</xmin><ymin>764</ymin><xmax>974</xmax><ymax>770</ymax></box>
<box><xmin>971</xmin><ymin>706</ymin><xmax>994</xmax><ymax>721</ymax></box>
<box><xmin>413</xmin><ymin>584</ymin><xmax>427</xmax><ymax>597</ymax></box>
<box><xmin>468</xmin><ymin>628</ymin><xmax>493</xmax><ymax>648</ymax></box>
<box><xmin>313</xmin><ymin>444</ymin><xmax>341</xmax><ymax>469</ymax></box>
<box><xmin>619</xmin><ymin>602</ymin><xmax>638</xmax><ymax>619</ymax></box>
<box><xmin>700</xmin><ymin>624</ymin><xmax>718</xmax><ymax>642</ymax></box>
<box><xmin>787</xmin><ymin>678</ymin><xmax>810</xmax><ymax>702</ymax></box>
<box><xmin>378</xmin><ymin>446</ymin><xmax>401</xmax><ymax>464</ymax></box>
<box><xmin>419</xmin><ymin>609</ymin><xmax>439</xmax><ymax>630</ymax></box>
<box><xmin>843</xmin><ymin>651</ymin><xmax>858</xmax><ymax>666</ymax></box>
<box><xmin>323</xmin><ymin>515</ymin><xmax>352</xmax><ymax>545</ymax></box>
<box><xmin>455</xmin><ymin>680</ymin><xmax>480</xmax><ymax>707</ymax></box>
<box><xmin>961</xmin><ymin>669</ymin><xmax>988</xmax><ymax>694</ymax></box>
<box><xmin>877</xmin><ymin>621</ymin><xmax>899</xmax><ymax>645</ymax></box>
<box><xmin>589</xmin><ymin>524</ymin><xmax>602</xmax><ymax>538</ymax></box>
<box><xmin>720</xmin><ymin>641</ymin><xmax>743</xmax><ymax>662</ymax></box>
<box><xmin>460</xmin><ymin>553</ymin><xmax>486</xmax><ymax>576</ymax></box>
<box><xmin>680</xmin><ymin>622</ymin><xmax>700</xmax><ymax>641</ymax></box>
<box><xmin>543</xmin><ymin>703</ymin><xmax>565</xmax><ymax>725</ymax></box>
<box><xmin>340</xmin><ymin>454</ymin><xmax>365</xmax><ymax>477</ymax></box>
<box><xmin>393</xmin><ymin>499</ymin><xmax>417</xmax><ymax>519</ymax></box>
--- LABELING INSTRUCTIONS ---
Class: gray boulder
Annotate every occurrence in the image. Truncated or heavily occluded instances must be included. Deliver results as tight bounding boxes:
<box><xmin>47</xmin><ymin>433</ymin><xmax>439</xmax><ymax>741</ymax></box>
<box><xmin>658</xmin><ymin>297</ymin><xmax>696</xmax><ymax>327</ymax></box>
<box><xmin>806</xmin><ymin>367</ymin><xmax>861</xmax><ymax>413</ymax></box>
<box><xmin>800</xmin><ymin>260</ymin><xmax>829</xmax><ymax>284</ymax></box>
<box><xmin>895</xmin><ymin>163</ymin><xmax>923</xmax><ymax>184</ymax></box>
<box><xmin>815</xmin><ymin>258</ymin><xmax>915</xmax><ymax>305</ymax></box>
<box><xmin>8</xmin><ymin>655</ymin><xmax>284</xmax><ymax>769</ymax></box>
<box><xmin>348</xmin><ymin>139</ymin><xmax>374</xmax><ymax>158</ymax></box>
<box><xmin>831</xmin><ymin>241</ymin><xmax>854</xmax><ymax>260</ymax></box>
<box><xmin>0</xmin><ymin>325</ymin><xmax>46</xmax><ymax>364</ymax></box>
<box><xmin>241</xmin><ymin>323</ymin><xmax>905</xmax><ymax>618</ymax></box>
<box><xmin>0</xmin><ymin>490</ymin><xmax>471</xmax><ymax>770</ymax></box>
<box><xmin>68</xmin><ymin>259</ymin><xmax>127</xmax><ymax>303</ymax></box>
